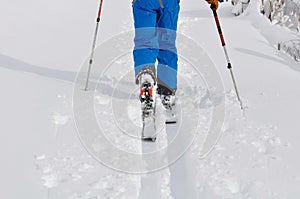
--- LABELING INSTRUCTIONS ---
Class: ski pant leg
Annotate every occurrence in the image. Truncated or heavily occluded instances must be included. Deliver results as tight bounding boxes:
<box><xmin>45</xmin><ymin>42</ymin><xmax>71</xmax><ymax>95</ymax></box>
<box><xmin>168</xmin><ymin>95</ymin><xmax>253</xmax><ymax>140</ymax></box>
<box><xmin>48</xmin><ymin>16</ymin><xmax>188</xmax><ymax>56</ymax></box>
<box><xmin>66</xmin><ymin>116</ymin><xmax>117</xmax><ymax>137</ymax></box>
<box><xmin>157</xmin><ymin>0</ymin><xmax>180</xmax><ymax>93</ymax></box>
<box><xmin>132</xmin><ymin>0</ymin><xmax>159</xmax><ymax>79</ymax></box>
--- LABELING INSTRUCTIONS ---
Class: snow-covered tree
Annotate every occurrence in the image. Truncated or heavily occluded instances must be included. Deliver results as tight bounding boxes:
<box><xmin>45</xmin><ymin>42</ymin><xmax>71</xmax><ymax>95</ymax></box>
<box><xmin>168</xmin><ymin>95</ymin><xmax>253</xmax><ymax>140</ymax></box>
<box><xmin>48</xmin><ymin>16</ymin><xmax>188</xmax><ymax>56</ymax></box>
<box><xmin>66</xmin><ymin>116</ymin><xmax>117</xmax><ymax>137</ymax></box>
<box><xmin>261</xmin><ymin>0</ymin><xmax>300</xmax><ymax>31</ymax></box>
<box><xmin>231</xmin><ymin>0</ymin><xmax>251</xmax><ymax>15</ymax></box>
<box><xmin>232</xmin><ymin>0</ymin><xmax>300</xmax><ymax>32</ymax></box>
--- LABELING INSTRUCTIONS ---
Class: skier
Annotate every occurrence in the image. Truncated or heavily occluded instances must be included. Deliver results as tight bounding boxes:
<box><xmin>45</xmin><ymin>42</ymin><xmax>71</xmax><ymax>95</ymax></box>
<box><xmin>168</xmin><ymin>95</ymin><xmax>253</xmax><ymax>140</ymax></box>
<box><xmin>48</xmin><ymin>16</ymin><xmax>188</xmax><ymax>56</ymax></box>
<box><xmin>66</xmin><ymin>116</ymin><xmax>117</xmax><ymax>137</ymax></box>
<box><xmin>132</xmin><ymin>0</ymin><xmax>218</xmax><ymax>138</ymax></box>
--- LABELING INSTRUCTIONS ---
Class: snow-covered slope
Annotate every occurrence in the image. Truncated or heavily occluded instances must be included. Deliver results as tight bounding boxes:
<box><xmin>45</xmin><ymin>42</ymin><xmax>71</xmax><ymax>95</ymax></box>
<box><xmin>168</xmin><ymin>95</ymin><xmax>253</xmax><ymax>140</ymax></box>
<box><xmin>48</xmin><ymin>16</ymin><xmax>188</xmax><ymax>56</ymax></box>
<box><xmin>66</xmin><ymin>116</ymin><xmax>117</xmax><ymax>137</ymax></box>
<box><xmin>0</xmin><ymin>0</ymin><xmax>300</xmax><ymax>198</ymax></box>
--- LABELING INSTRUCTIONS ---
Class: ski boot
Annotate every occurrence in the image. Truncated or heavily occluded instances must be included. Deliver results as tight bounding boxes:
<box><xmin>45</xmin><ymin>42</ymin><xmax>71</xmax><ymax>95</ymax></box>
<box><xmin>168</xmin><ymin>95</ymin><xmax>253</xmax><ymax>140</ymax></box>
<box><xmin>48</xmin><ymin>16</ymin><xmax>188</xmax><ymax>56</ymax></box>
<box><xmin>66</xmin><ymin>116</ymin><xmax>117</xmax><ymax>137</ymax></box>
<box><xmin>157</xmin><ymin>85</ymin><xmax>177</xmax><ymax>124</ymax></box>
<box><xmin>160</xmin><ymin>94</ymin><xmax>177</xmax><ymax>124</ymax></box>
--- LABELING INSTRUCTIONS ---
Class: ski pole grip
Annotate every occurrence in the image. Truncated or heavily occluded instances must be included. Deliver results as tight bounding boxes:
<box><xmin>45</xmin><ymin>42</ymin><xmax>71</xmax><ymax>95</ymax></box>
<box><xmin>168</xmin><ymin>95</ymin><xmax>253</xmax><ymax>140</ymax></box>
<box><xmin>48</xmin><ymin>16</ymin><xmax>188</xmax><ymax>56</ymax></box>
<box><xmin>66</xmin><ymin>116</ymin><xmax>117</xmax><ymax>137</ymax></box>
<box><xmin>210</xmin><ymin>4</ymin><xmax>217</xmax><ymax>10</ymax></box>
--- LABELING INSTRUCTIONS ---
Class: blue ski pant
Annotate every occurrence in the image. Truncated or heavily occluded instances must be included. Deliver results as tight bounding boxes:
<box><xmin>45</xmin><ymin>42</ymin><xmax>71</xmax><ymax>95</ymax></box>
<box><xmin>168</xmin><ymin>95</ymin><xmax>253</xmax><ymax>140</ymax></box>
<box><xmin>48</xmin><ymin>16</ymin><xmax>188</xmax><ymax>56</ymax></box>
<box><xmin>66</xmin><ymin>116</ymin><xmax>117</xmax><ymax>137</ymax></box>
<box><xmin>132</xmin><ymin>0</ymin><xmax>180</xmax><ymax>92</ymax></box>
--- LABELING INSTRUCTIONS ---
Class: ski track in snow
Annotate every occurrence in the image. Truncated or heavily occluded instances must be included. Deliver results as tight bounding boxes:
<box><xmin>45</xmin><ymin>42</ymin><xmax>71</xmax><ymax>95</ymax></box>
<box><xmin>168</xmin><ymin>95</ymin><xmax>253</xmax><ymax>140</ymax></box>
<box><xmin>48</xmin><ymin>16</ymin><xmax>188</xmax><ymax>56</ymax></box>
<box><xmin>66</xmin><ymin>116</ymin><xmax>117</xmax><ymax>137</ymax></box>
<box><xmin>34</xmin><ymin>88</ymin><xmax>291</xmax><ymax>198</ymax></box>
<box><xmin>35</xmin><ymin>61</ymin><xmax>291</xmax><ymax>198</ymax></box>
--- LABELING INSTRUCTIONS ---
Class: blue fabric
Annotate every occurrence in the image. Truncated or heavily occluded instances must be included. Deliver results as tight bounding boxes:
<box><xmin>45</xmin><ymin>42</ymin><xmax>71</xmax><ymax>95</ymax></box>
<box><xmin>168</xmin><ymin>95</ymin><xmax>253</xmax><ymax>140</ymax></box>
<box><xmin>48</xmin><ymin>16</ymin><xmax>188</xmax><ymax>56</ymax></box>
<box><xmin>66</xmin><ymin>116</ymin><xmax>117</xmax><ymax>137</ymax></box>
<box><xmin>132</xmin><ymin>0</ymin><xmax>180</xmax><ymax>90</ymax></box>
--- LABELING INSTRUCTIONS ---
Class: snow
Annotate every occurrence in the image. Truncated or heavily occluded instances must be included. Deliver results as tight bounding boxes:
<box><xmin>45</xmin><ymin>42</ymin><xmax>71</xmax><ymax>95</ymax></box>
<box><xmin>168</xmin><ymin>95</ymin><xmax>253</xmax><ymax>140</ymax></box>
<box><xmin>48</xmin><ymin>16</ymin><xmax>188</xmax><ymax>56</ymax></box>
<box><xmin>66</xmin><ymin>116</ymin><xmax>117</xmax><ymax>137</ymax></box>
<box><xmin>1</xmin><ymin>0</ymin><xmax>300</xmax><ymax>198</ymax></box>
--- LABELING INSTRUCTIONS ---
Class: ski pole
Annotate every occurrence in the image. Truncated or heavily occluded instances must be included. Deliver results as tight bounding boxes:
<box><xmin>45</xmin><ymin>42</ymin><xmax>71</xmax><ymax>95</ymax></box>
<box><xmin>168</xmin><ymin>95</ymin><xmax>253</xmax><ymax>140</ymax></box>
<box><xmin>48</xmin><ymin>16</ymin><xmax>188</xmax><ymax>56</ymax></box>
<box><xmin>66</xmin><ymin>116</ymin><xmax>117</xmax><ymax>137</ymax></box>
<box><xmin>84</xmin><ymin>0</ymin><xmax>104</xmax><ymax>91</ymax></box>
<box><xmin>210</xmin><ymin>4</ymin><xmax>244</xmax><ymax>110</ymax></box>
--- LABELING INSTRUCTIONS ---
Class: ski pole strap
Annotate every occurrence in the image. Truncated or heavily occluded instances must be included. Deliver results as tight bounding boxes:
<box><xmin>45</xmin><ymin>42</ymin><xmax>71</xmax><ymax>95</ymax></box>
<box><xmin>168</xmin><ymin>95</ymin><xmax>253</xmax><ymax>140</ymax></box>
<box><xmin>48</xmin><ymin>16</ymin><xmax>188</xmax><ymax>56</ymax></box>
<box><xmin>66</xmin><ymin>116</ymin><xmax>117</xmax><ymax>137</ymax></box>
<box><xmin>212</xmin><ymin>9</ymin><xmax>226</xmax><ymax>46</ymax></box>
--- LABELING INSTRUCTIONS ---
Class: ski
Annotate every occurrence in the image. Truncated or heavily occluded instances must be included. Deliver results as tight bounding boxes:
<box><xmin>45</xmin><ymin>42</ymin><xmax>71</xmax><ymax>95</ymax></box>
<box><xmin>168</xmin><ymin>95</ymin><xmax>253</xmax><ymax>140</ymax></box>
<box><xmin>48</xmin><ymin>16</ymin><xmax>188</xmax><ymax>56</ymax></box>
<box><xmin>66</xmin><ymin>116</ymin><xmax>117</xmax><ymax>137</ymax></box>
<box><xmin>160</xmin><ymin>94</ymin><xmax>177</xmax><ymax>124</ymax></box>
<box><xmin>139</xmin><ymin>74</ymin><xmax>157</xmax><ymax>142</ymax></box>
<box><xmin>141</xmin><ymin>104</ymin><xmax>156</xmax><ymax>142</ymax></box>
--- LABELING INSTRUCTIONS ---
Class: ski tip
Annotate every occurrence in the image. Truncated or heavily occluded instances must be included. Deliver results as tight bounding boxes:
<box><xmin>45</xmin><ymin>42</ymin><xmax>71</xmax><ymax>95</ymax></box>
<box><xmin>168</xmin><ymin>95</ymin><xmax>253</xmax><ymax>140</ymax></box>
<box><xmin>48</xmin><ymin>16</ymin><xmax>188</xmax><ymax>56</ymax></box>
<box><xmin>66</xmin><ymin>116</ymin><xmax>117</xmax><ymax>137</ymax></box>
<box><xmin>141</xmin><ymin>137</ymin><xmax>156</xmax><ymax>142</ymax></box>
<box><xmin>166</xmin><ymin>121</ymin><xmax>177</xmax><ymax>124</ymax></box>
